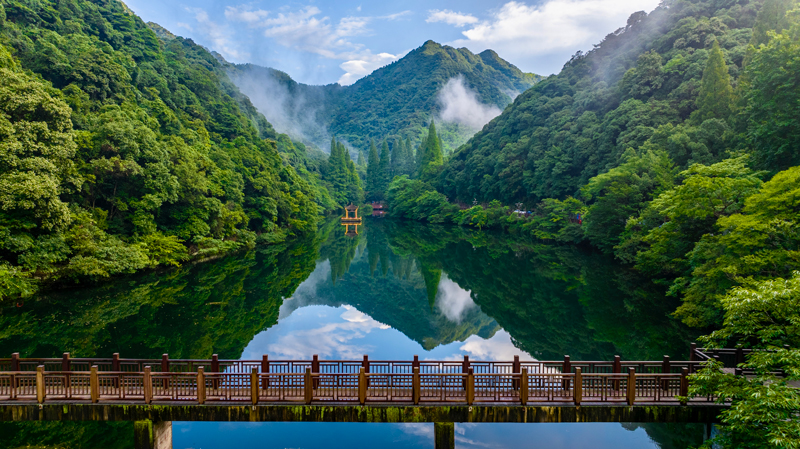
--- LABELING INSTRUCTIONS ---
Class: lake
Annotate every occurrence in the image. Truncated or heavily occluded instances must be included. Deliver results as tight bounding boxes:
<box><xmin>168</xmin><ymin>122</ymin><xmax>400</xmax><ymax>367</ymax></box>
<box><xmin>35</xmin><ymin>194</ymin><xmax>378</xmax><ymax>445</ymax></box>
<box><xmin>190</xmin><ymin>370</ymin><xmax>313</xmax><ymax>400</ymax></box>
<box><xmin>0</xmin><ymin>217</ymin><xmax>707</xmax><ymax>448</ymax></box>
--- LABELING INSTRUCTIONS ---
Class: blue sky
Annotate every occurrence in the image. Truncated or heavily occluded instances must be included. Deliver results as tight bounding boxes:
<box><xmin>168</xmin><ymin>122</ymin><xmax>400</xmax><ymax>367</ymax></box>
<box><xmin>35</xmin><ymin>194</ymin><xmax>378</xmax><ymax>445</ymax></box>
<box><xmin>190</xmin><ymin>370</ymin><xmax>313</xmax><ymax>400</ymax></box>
<box><xmin>124</xmin><ymin>0</ymin><xmax>661</xmax><ymax>85</ymax></box>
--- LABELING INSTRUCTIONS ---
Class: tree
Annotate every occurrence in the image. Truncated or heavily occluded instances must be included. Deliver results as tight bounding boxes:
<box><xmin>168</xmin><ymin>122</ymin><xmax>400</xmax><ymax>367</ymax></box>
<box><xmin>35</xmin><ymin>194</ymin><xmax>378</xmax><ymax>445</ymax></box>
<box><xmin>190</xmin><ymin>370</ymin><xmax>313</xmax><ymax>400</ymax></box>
<box><xmin>694</xmin><ymin>39</ymin><xmax>733</xmax><ymax>123</ymax></box>
<box><xmin>418</xmin><ymin>121</ymin><xmax>443</xmax><ymax>181</ymax></box>
<box><xmin>582</xmin><ymin>150</ymin><xmax>676</xmax><ymax>254</ymax></box>
<box><xmin>379</xmin><ymin>139</ymin><xmax>391</xmax><ymax>192</ymax></box>
<box><xmin>743</xmin><ymin>12</ymin><xmax>800</xmax><ymax>172</ymax></box>
<box><xmin>689</xmin><ymin>273</ymin><xmax>800</xmax><ymax>449</ymax></box>
<box><xmin>366</xmin><ymin>139</ymin><xmax>380</xmax><ymax>200</ymax></box>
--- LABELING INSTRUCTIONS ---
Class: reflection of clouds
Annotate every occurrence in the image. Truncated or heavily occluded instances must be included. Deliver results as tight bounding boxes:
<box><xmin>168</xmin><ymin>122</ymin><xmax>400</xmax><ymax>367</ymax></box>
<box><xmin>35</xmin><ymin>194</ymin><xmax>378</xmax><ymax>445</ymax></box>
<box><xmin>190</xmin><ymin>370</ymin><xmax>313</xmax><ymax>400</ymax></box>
<box><xmin>278</xmin><ymin>260</ymin><xmax>331</xmax><ymax>319</ymax></box>
<box><xmin>436</xmin><ymin>274</ymin><xmax>476</xmax><ymax>323</ymax></box>
<box><xmin>459</xmin><ymin>330</ymin><xmax>536</xmax><ymax>361</ymax></box>
<box><xmin>397</xmin><ymin>423</ymin><xmax>433</xmax><ymax>439</ymax></box>
<box><xmin>265</xmin><ymin>306</ymin><xmax>389</xmax><ymax>359</ymax></box>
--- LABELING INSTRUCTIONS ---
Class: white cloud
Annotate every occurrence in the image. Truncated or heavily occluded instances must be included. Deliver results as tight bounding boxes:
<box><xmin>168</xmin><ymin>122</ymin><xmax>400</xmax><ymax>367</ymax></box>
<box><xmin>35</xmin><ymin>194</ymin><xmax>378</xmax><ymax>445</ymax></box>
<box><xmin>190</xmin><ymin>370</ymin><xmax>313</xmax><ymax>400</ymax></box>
<box><xmin>338</xmin><ymin>51</ymin><xmax>404</xmax><ymax>85</ymax></box>
<box><xmin>437</xmin><ymin>75</ymin><xmax>502</xmax><ymax>130</ymax></box>
<box><xmin>186</xmin><ymin>7</ymin><xmax>249</xmax><ymax>60</ymax></box>
<box><xmin>435</xmin><ymin>274</ymin><xmax>477</xmax><ymax>323</ymax></box>
<box><xmin>459</xmin><ymin>330</ymin><xmax>536</xmax><ymax>361</ymax></box>
<box><xmin>224</xmin><ymin>4</ymin><xmax>408</xmax><ymax>84</ymax></box>
<box><xmin>427</xmin><ymin>9</ymin><xmax>479</xmax><ymax>27</ymax></box>
<box><xmin>449</xmin><ymin>0</ymin><xmax>661</xmax><ymax>72</ymax></box>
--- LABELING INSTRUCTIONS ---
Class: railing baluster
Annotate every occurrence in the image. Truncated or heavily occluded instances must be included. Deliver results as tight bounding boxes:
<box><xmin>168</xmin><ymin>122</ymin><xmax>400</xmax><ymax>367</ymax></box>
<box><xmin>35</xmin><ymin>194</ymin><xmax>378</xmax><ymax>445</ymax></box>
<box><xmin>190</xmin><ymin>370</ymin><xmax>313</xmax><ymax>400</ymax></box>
<box><xmin>626</xmin><ymin>368</ymin><xmax>636</xmax><ymax>406</ymax></box>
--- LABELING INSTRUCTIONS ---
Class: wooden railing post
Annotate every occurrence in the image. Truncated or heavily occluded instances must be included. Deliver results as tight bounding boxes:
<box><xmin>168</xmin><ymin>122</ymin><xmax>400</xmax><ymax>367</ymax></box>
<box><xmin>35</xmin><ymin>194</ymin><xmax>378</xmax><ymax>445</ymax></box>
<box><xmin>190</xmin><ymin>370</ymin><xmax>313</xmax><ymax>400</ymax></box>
<box><xmin>62</xmin><ymin>353</ymin><xmax>71</xmax><ymax>395</ymax></box>
<box><xmin>612</xmin><ymin>355</ymin><xmax>621</xmax><ymax>390</ymax></box>
<box><xmin>520</xmin><ymin>368</ymin><xmax>528</xmax><ymax>405</ymax></box>
<box><xmin>412</xmin><ymin>355</ymin><xmax>420</xmax><ymax>371</ymax></box>
<box><xmin>36</xmin><ymin>365</ymin><xmax>45</xmax><ymax>404</ymax></box>
<box><xmin>679</xmin><ymin>367</ymin><xmax>689</xmax><ymax>404</ymax></box>
<box><xmin>112</xmin><ymin>353</ymin><xmax>120</xmax><ymax>389</ymax></box>
<box><xmin>143</xmin><ymin>366</ymin><xmax>152</xmax><ymax>405</ymax></box>
<box><xmin>661</xmin><ymin>356</ymin><xmax>671</xmax><ymax>390</ymax></box>
<box><xmin>161</xmin><ymin>354</ymin><xmax>169</xmax><ymax>389</ymax></box>
<box><xmin>412</xmin><ymin>367</ymin><xmax>420</xmax><ymax>405</ymax></box>
<box><xmin>11</xmin><ymin>353</ymin><xmax>19</xmax><ymax>388</ymax></box>
<box><xmin>197</xmin><ymin>367</ymin><xmax>205</xmax><ymax>405</ymax></box>
<box><xmin>626</xmin><ymin>367</ymin><xmax>636</xmax><ymax>406</ymax></box>
<box><xmin>735</xmin><ymin>345</ymin><xmax>745</xmax><ymax>366</ymax></box>
<box><xmin>462</xmin><ymin>356</ymin><xmax>470</xmax><ymax>389</ymax></box>
<box><xmin>574</xmin><ymin>367</ymin><xmax>582</xmax><ymax>405</ymax></box>
<box><xmin>90</xmin><ymin>365</ymin><xmax>99</xmax><ymax>403</ymax></box>
<box><xmin>362</xmin><ymin>355</ymin><xmax>370</xmax><ymax>387</ymax></box>
<box><xmin>211</xmin><ymin>354</ymin><xmax>220</xmax><ymax>390</ymax></box>
<box><xmin>312</xmin><ymin>355</ymin><xmax>320</xmax><ymax>389</ymax></box>
<box><xmin>261</xmin><ymin>355</ymin><xmax>269</xmax><ymax>390</ymax></box>
<box><xmin>467</xmin><ymin>368</ymin><xmax>474</xmax><ymax>405</ymax></box>
<box><xmin>358</xmin><ymin>368</ymin><xmax>366</xmax><ymax>405</ymax></box>
<box><xmin>251</xmin><ymin>367</ymin><xmax>258</xmax><ymax>405</ymax></box>
<box><xmin>304</xmin><ymin>368</ymin><xmax>313</xmax><ymax>405</ymax></box>
<box><xmin>512</xmin><ymin>355</ymin><xmax>521</xmax><ymax>390</ymax></box>
<box><xmin>562</xmin><ymin>356</ymin><xmax>571</xmax><ymax>391</ymax></box>
<box><xmin>689</xmin><ymin>343</ymin><xmax>697</xmax><ymax>361</ymax></box>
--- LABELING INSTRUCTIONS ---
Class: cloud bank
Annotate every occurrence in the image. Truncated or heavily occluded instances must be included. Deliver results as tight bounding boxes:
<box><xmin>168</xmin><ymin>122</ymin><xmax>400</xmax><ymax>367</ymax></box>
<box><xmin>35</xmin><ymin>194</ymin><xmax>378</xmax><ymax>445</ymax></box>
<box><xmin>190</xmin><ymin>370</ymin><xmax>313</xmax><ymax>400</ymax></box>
<box><xmin>437</xmin><ymin>75</ymin><xmax>502</xmax><ymax>130</ymax></box>
<box><xmin>433</xmin><ymin>0</ymin><xmax>661</xmax><ymax>74</ymax></box>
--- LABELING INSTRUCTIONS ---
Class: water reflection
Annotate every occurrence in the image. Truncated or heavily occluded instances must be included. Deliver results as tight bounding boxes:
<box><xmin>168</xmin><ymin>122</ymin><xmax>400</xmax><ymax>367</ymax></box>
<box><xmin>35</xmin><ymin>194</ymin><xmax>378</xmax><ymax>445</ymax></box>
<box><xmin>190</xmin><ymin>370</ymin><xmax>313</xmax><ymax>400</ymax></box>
<box><xmin>0</xmin><ymin>217</ymin><xmax>704</xmax><ymax>448</ymax></box>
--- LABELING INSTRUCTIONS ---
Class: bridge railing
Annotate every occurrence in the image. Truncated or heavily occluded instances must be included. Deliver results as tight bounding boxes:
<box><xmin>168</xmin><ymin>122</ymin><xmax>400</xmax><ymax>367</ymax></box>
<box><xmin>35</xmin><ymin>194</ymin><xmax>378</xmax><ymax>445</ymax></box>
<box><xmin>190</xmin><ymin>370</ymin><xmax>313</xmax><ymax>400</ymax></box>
<box><xmin>0</xmin><ymin>364</ymin><xmax>720</xmax><ymax>406</ymax></box>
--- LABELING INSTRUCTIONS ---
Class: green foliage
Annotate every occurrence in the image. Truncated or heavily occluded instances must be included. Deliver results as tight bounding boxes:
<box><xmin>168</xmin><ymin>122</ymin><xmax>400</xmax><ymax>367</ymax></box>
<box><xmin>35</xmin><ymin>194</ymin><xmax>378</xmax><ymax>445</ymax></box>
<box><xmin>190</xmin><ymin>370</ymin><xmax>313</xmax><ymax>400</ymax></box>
<box><xmin>742</xmin><ymin>10</ymin><xmax>800</xmax><ymax>171</ymax></box>
<box><xmin>0</xmin><ymin>0</ymin><xmax>320</xmax><ymax>299</ymax></box>
<box><xmin>417</xmin><ymin>121</ymin><xmax>444</xmax><ymax>182</ymax></box>
<box><xmin>693</xmin><ymin>39</ymin><xmax>734</xmax><ymax>122</ymax></box>
<box><xmin>582</xmin><ymin>150</ymin><xmax>677</xmax><ymax>253</ymax></box>
<box><xmin>689</xmin><ymin>273</ymin><xmax>800</xmax><ymax>449</ymax></box>
<box><xmin>440</xmin><ymin>1</ymin><xmax>757</xmax><ymax>205</ymax></box>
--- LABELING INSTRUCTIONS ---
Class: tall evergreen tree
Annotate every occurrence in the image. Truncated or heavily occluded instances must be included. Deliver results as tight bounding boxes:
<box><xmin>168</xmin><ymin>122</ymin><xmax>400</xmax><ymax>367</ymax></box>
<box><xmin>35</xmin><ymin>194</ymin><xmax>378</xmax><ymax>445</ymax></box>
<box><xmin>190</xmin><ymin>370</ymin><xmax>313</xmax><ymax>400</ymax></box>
<box><xmin>367</xmin><ymin>140</ymin><xmax>380</xmax><ymax>200</ymax></box>
<box><xmin>380</xmin><ymin>139</ymin><xmax>391</xmax><ymax>192</ymax></box>
<box><xmin>418</xmin><ymin>121</ymin><xmax>444</xmax><ymax>180</ymax></box>
<box><xmin>390</xmin><ymin>138</ymin><xmax>401</xmax><ymax>175</ymax></box>
<box><xmin>357</xmin><ymin>150</ymin><xmax>366</xmax><ymax>167</ymax></box>
<box><xmin>695</xmin><ymin>39</ymin><xmax>733</xmax><ymax>122</ymax></box>
<box><xmin>403</xmin><ymin>137</ymin><xmax>415</xmax><ymax>177</ymax></box>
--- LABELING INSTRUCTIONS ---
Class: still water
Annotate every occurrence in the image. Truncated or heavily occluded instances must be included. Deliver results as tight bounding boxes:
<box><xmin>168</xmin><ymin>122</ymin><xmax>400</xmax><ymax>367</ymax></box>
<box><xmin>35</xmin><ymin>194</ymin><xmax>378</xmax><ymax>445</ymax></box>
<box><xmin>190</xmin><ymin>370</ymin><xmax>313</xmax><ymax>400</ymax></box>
<box><xmin>0</xmin><ymin>218</ymin><xmax>705</xmax><ymax>448</ymax></box>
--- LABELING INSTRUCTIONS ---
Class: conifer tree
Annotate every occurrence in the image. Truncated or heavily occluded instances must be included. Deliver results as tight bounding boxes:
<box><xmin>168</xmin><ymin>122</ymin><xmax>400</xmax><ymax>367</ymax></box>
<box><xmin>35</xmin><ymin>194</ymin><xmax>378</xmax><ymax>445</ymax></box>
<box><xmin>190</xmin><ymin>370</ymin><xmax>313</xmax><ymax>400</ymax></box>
<box><xmin>380</xmin><ymin>140</ymin><xmax>391</xmax><ymax>192</ymax></box>
<box><xmin>695</xmin><ymin>40</ymin><xmax>733</xmax><ymax>123</ymax></box>
<box><xmin>390</xmin><ymin>138</ymin><xmax>401</xmax><ymax>175</ymax></box>
<box><xmin>357</xmin><ymin>150</ymin><xmax>365</xmax><ymax>167</ymax></box>
<box><xmin>367</xmin><ymin>139</ymin><xmax>380</xmax><ymax>199</ymax></box>
<box><xmin>418</xmin><ymin>121</ymin><xmax>444</xmax><ymax>180</ymax></box>
<box><xmin>403</xmin><ymin>137</ymin><xmax>414</xmax><ymax>177</ymax></box>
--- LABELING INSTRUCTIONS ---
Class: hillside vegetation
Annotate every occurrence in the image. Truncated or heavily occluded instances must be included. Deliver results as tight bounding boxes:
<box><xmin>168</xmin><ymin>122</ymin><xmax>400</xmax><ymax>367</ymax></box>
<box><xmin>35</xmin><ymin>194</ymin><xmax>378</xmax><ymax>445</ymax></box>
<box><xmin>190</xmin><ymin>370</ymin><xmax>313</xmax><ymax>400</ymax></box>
<box><xmin>227</xmin><ymin>41</ymin><xmax>541</xmax><ymax>154</ymax></box>
<box><xmin>0</xmin><ymin>0</ymin><xmax>328</xmax><ymax>296</ymax></box>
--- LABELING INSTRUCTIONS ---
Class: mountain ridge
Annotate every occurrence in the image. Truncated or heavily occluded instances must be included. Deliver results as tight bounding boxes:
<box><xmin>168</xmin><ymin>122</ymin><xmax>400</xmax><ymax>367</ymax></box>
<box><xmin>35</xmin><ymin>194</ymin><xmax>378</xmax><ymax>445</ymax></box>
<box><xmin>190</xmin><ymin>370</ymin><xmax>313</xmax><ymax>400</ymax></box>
<box><xmin>224</xmin><ymin>40</ymin><xmax>542</xmax><ymax>153</ymax></box>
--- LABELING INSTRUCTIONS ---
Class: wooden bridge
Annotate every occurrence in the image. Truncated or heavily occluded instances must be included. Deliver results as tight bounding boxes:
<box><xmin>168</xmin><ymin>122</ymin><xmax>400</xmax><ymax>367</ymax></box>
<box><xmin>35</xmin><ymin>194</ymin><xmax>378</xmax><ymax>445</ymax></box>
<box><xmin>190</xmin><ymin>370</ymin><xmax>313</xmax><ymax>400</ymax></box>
<box><xmin>0</xmin><ymin>347</ymin><xmax>726</xmax><ymax>448</ymax></box>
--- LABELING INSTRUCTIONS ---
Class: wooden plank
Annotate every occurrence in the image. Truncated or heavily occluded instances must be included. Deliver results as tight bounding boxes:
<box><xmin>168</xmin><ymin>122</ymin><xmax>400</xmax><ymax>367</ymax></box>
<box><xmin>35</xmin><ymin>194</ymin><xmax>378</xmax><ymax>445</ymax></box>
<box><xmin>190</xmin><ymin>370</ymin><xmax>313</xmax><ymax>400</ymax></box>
<box><xmin>358</xmin><ymin>368</ymin><xmax>366</xmax><ymax>405</ymax></box>
<box><xmin>36</xmin><ymin>366</ymin><xmax>45</xmax><ymax>404</ymax></box>
<box><xmin>143</xmin><ymin>367</ymin><xmax>152</xmax><ymax>405</ymax></box>
<box><xmin>626</xmin><ymin>368</ymin><xmax>636</xmax><ymax>406</ymax></box>
<box><xmin>197</xmin><ymin>367</ymin><xmax>205</xmax><ymax>405</ymax></box>
<box><xmin>251</xmin><ymin>368</ymin><xmax>258</xmax><ymax>405</ymax></box>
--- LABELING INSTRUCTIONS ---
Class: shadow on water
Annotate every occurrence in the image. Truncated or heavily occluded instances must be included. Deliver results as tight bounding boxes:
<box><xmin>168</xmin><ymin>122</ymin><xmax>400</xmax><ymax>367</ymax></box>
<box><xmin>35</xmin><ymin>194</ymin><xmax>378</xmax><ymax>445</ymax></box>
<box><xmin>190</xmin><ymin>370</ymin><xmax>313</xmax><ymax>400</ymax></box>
<box><xmin>0</xmin><ymin>217</ymin><xmax>705</xmax><ymax>448</ymax></box>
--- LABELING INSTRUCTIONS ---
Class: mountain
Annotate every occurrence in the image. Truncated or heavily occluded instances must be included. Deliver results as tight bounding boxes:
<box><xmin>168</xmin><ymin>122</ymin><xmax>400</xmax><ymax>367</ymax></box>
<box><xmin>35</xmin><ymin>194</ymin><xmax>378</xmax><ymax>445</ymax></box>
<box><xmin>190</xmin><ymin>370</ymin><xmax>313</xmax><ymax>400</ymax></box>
<box><xmin>0</xmin><ymin>0</ymin><xmax>329</xmax><ymax>297</ymax></box>
<box><xmin>225</xmin><ymin>41</ymin><xmax>541</xmax><ymax>153</ymax></box>
<box><xmin>438</xmin><ymin>0</ymin><xmax>761</xmax><ymax>204</ymax></box>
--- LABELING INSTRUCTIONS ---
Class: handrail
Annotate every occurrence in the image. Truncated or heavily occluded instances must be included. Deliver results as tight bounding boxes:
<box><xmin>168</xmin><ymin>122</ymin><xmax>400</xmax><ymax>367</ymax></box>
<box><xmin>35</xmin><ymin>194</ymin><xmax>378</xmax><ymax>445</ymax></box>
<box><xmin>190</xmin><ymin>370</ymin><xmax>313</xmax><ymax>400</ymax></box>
<box><xmin>0</xmin><ymin>362</ymin><xmax>720</xmax><ymax>406</ymax></box>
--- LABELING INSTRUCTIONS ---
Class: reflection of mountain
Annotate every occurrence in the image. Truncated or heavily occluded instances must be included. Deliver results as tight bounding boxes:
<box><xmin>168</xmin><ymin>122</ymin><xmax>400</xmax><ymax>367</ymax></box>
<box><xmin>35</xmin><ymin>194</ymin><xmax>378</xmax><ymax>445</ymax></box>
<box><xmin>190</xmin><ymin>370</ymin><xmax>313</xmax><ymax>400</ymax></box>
<box><xmin>283</xmin><ymin>220</ymin><xmax>500</xmax><ymax>350</ymax></box>
<box><xmin>0</xmin><ymin>235</ymin><xmax>320</xmax><ymax>359</ymax></box>
<box><xmin>378</xmin><ymin>219</ymin><xmax>699</xmax><ymax>361</ymax></box>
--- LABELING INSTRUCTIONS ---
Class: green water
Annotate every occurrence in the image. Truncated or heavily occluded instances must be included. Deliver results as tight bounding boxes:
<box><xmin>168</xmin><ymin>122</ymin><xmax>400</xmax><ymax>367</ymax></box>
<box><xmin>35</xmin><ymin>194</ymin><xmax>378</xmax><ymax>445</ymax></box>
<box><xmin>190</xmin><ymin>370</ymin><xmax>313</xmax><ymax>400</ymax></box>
<box><xmin>0</xmin><ymin>218</ymin><xmax>706</xmax><ymax>448</ymax></box>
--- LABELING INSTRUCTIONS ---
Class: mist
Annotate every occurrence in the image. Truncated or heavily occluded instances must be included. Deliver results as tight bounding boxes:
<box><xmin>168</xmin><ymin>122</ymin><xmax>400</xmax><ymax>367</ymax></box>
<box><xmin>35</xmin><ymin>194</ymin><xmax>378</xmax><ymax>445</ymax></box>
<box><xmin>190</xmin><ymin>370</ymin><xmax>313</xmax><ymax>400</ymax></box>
<box><xmin>437</xmin><ymin>75</ymin><xmax>502</xmax><ymax>130</ymax></box>
<box><xmin>228</xmin><ymin>67</ymin><xmax>331</xmax><ymax>150</ymax></box>
<box><xmin>436</xmin><ymin>275</ymin><xmax>477</xmax><ymax>323</ymax></box>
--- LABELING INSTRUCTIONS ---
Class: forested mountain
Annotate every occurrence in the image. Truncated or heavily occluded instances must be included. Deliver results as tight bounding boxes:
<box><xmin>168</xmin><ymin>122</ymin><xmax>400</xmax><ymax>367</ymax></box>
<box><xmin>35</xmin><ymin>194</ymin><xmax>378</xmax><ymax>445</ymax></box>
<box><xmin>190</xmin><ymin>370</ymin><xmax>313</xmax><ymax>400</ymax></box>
<box><xmin>226</xmin><ymin>41</ymin><xmax>541</xmax><ymax>154</ymax></box>
<box><xmin>440</xmin><ymin>0</ymin><xmax>760</xmax><ymax>204</ymax></box>
<box><xmin>0</xmin><ymin>0</ymin><xmax>331</xmax><ymax>297</ymax></box>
